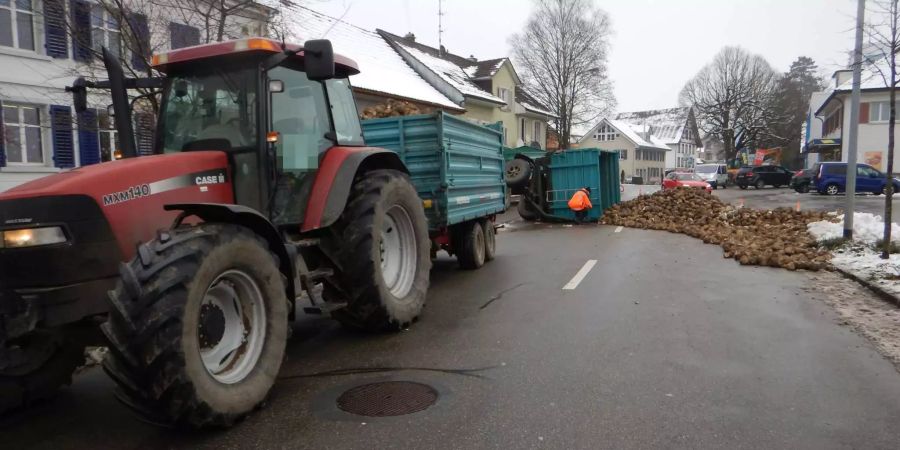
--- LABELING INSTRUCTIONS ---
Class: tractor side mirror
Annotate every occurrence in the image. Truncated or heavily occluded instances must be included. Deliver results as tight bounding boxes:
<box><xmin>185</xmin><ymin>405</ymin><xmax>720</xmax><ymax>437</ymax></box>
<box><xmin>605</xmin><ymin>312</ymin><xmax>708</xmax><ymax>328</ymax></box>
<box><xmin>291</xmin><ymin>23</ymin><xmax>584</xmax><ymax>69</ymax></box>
<box><xmin>70</xmin><ymin>77</ymin><xmax>88</xmax><ymax>113</ymax></box>
<box><xmin>268</xmin><ymin>79</ymin><xmax>284</xmax><ymax>93</ymax></box>
<box><xmin>303</xmin><ymin>39</ymin><xmax>334</xmax><ymax>81</ymax></box>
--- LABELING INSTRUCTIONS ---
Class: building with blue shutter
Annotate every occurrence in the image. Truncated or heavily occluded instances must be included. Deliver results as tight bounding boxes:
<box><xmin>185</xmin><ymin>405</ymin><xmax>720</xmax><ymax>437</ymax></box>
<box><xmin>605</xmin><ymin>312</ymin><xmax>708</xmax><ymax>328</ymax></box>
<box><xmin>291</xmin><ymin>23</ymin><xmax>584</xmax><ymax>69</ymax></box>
<box><xmin>0</xmin><ymin>0</ymin><xmax>274</xmax><ymax>191</ymax></box>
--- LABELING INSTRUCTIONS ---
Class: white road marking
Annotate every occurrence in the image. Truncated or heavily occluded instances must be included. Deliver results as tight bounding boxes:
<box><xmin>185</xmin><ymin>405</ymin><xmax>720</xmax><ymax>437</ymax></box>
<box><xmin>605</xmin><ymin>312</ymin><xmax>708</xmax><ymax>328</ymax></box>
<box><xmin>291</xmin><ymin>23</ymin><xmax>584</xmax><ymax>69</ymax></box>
<box><xmin>562</xmin><ymin>260</ymin><xmax>597</xmax><ymax>290</ymax></box>
<box><xmin>614</xmin><ymin>226</ymin><xmax>623</xmax><ymax>233</ymax></box>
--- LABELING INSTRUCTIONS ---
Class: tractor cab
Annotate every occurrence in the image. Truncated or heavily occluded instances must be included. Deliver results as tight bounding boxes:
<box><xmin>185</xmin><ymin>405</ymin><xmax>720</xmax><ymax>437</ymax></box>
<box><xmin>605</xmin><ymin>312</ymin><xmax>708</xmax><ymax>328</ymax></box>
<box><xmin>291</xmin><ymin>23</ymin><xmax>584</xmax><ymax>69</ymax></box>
<box><xmin>73</xmin><ymin>38</ymin><xmax>365</xmax><ymax>227</ymax></box>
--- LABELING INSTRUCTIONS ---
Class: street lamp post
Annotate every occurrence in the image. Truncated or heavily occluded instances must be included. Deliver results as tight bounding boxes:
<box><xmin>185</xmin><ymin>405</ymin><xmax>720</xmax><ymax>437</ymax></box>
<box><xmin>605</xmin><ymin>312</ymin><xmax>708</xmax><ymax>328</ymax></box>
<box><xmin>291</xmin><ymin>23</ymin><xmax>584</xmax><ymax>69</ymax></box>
<box><xmin>845</xmin><ymin>0</ymin><xmax>866</xmax><ymax>239</ymax></box>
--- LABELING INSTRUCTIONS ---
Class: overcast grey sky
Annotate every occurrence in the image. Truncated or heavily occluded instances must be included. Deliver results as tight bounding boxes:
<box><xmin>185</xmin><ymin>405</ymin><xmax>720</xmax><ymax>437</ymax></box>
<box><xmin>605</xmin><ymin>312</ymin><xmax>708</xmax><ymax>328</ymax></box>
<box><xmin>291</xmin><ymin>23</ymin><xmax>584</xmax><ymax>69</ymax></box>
<box><xmin>314</xmin><ymin>0</ymin><xmax>858</xmax><ymax>112</ymax></box>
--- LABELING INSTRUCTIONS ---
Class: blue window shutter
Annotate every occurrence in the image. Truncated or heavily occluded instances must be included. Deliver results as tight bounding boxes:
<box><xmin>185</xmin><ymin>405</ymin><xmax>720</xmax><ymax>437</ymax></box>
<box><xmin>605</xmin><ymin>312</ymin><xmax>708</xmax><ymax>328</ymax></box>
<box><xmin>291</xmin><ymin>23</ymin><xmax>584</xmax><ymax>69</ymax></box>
<box><xmin>70</xmin><ymin>0</ymin><xmax>92</xmax><ymax>62</ymax></box>
<box><xmin>129</xmin><ymin>13</ymin><xmax>150</xmax><ymax>71</ymax></box>
<box><xmin>170</xmin><ymin>22</ymin><xmax>200</xmax><ymax>50</ymax></box>
<box><xmin>51</xmin><ymin>105</ymin><xmax>75</xmax><ymax>168</ymax></box>
<box><xmin>43</xmin><ymin>0</ymin><xmax>69</xmax><ymax>58</ymax></box>
<box><xmin>0</xmin><ymin>99</ymin><xmax>6</xmax><ymax>167</ymax></box>
<box><xmin>77</xmin><ymin>109</ymin><xmax>100</xmax><ymax>166</ymax></box>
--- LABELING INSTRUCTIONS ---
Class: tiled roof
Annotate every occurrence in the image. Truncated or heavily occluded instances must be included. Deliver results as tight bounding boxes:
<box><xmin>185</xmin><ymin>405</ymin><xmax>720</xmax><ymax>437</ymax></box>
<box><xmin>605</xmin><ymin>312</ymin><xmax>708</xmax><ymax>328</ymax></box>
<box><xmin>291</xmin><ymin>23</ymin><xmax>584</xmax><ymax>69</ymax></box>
<box><xmin>392</xmin><ymin>42</ymin><xmax>506</xmax><ymax>104</ymax></box>
<box><xmin>285</xmin><ymin>6</ymin><xmax>461</xmax><ymax>110</ymax></box>
<box><xmin>614</xmin><ymin>107</ymin><xmax>691</xmax><ymax>145</ymax></box>
<box><xmin>516</xmin><ymin>88</ymin><xmax>556</xmax><ymax>118</ymax></box>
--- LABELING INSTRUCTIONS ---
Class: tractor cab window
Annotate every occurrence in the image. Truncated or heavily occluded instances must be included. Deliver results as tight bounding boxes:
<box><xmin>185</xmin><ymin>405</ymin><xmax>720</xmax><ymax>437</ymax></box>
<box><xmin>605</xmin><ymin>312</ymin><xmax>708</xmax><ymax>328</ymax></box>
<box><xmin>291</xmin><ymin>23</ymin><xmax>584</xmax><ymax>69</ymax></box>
<box><xmin>268</xmin><ymin>66</ymin><xmax>332</xmax><ymax>225</ymax></box>
<box><xmin>325</xmin><ymin>78</ymin><xmax>364</xmax><ymax>146</ymax></box>
<box><xmin>160</xmin><ymin>67</ymin><xmax>257</xmax><ymax>152</ymax></box>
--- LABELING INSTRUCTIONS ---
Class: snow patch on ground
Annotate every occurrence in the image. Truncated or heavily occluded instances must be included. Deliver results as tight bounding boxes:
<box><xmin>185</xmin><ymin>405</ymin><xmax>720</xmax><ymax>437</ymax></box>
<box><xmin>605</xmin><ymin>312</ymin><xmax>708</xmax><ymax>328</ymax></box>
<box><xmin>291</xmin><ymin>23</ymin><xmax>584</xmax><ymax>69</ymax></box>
<box><xmin>808</xmin><ymin>212</ymin><xmax>900</xmax><ymax>298</ymax></box>
<box><xmin>807</xmin><ymin>212</ymin><xmax>900</xmax><ymax>245</ymax></box>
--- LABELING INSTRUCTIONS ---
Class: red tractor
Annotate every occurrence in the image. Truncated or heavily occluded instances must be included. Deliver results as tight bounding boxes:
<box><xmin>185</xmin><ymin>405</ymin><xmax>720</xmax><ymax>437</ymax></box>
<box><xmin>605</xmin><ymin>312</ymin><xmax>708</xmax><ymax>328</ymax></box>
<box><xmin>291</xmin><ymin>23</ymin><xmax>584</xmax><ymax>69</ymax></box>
<box><xmin>0</xmin><ymin>38</ymin><xmax>432</xmax><ymax>427</ymax></box>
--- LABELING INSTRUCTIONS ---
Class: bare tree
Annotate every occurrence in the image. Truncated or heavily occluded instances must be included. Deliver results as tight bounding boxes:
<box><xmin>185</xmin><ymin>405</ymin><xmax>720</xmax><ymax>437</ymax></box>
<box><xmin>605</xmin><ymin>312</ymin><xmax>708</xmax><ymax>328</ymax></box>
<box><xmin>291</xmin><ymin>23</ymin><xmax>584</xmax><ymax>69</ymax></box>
<box><xmin>509</xmin><ymin>0</ymin><xmax>615</xmax><ymax>149</ymax></box>
<box><xmin>679</xmin><ymin>47</ymin><xmax>781</xmax><ymax>161</ymax></box>
<box><xmin>862</xmin><ymin>0</ymin><xmax>899</xmax><ymax>259</ymax></box>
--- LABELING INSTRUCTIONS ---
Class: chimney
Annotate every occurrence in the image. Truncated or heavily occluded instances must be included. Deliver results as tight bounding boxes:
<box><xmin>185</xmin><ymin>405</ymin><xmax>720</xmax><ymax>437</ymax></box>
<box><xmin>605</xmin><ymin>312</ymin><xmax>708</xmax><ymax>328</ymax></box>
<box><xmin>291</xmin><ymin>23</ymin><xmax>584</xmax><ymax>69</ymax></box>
<box><xmin>439</xmin><ymin>45</ymin><xmax>446</xmax><ymax>57</ymax></box>
<box><xmin>403</xmin><ymin>32</ymin><xmax>416</xmax><ymax>42</ymax></box>
<box><xmin>468</xmin><ymin>54</ymin><xmax>477</xmax><ymax>62</ymax></box>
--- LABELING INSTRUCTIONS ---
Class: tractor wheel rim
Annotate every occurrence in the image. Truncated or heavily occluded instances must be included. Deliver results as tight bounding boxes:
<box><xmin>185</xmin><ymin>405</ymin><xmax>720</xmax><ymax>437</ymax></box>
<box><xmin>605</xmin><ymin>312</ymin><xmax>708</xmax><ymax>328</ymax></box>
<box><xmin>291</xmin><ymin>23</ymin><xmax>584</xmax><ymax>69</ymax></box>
<box><xmin>199</xmin><ymin>269</ymin><xmax>266</xmax><ymax>385</ymax></box>
<box><xmin>380</xmin><ymin>204</ymin><xmax>417</xmax><ymax>298</ymax></box>
<box><xmin>827</xmin><ymin>185</ymin><xmax>838</xmax><ymax>195</ymax></box>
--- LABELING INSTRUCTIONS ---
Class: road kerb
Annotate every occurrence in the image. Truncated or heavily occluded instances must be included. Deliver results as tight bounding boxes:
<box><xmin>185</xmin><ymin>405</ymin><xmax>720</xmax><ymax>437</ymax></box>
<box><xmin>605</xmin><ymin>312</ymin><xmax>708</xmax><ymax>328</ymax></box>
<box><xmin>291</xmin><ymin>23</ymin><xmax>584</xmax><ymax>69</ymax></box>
<box><xmin>832</xmin><ymin>266</ymin><xmax>900</xmax><ymax>308</ymax></box>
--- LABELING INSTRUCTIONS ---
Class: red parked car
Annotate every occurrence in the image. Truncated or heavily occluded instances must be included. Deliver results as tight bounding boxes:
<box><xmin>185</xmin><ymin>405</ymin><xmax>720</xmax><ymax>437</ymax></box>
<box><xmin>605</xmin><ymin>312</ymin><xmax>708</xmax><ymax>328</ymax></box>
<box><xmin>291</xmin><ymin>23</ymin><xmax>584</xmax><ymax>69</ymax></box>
<box><xmin>662</xmin><ymin>172</ymin><xmax>713</xmax><ymax>193</ymax></box>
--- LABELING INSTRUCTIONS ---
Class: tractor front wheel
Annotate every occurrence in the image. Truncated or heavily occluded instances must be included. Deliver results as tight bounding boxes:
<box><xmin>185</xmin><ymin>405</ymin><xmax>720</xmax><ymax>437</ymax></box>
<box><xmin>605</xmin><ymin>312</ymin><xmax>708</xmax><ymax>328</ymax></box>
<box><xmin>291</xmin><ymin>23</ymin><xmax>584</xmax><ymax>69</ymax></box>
<box><xmin>101</xmin><ymin>224</ymin><xmax>288</xmax><ymax>428</ymax></box>
<box><xmin>329</xmin><ymin>170</ymin><xmax>431</xmax><ymax>332</ymax></box>
<box><xmin>0</xmin><ymin>329</ymin><xmax>84</xmax><ymax>414</ymax></box>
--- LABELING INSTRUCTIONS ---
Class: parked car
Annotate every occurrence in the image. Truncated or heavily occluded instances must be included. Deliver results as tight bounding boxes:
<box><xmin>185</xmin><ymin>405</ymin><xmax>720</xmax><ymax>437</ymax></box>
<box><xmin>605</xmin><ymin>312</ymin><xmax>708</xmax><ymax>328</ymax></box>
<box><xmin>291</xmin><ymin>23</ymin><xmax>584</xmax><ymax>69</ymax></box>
<box><xmin>813</xmin><ymin>162</ymin><xmax>900</xmax><ymax>195</ymax></box>
<box><xmin>695</xmin><ymin>163</ymin><xmax>729</xmax><ymax>189</ymax></box>
<box><xmin>790</xmin><ymin>168</ymin><xmax>816</xmax><ymax>193</ymax></box>
<box><xmin>735</xmin><ymin>165</ymin><xmax>794</xmax><ymax>189</ymax></box>
<box><xmin>662</xmin><ymin>172</ymin><xmax>713</xmax><ymax>193</ymax></box>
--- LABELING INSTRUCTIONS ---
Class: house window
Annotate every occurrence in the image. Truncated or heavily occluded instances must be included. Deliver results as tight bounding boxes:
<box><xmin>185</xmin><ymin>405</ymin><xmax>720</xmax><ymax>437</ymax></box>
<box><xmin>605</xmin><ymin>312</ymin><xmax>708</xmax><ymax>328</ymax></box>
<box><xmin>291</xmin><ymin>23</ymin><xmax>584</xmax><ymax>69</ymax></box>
<box><xmin>170</xmin><ymin>22</ymin><xmax>200</xmax><ymax>50</ymax></box>
<box><xmin>498</xmin><ymin>87</ymin><xmax>510</xmax><ymax>104</ymax></box>
<box><xmin>619</xmin><ymin>149</ymin><xmax>627</xmax><ymax>160</ymax></box>
<box><xmin>97</xmin><ymin>108</ymin><xmax>118</xmax><ymax>162</ymax></box>
<box><xmin>823</xmin><ymin>108</ymin><xmax>842</xmax><ymax>135</ymax></box>
<box><xmin>869</xmin><ymin>101</ymin><xmax>895</xmax><ymax>123</ymax></box>
<box><xmin>91</xmin><ymin>4</ymin><xmax>121</xmax><ymax>59</ymax></box>
<box><xmin>593</xmin><ymin>123</ymin><xmax>618</xmax><ymax>141</ymax></box>
<box><xmin>533</xmin><ymin>121</ymin><xmax>541</xmax><ymax>143</ymax></box>
<box><xmin>3</xmin><ymin>103</ymin><xmax>44</xmax><ymax>164</ymax></box>
<box><xmin>520</xmin><ymin>117</ymin><xmax>526</xmax><ymax>142</ymax></box>
<box><xmin>0</xmin><ymin>0</ymin><xmax>36</xmax><ymax>51</ymax></box>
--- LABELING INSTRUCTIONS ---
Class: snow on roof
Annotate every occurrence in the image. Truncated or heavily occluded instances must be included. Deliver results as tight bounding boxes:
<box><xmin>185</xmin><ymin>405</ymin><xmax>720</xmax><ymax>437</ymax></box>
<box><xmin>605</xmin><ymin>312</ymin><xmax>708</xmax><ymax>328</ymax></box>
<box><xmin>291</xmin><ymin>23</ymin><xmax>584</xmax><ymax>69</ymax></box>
<box><xmin>395</xmin><ymin>43</ymin><xmax>506</xmax><ymax>104</ymax></box>
<box><xmin>469</xmin><ymin>58</ymin><xmax>507</xmax><ymax>79</ymax></box>
<box><xmin>286</xmin><ymin>7</ymin><xmax>461</xmax><ymax>110</ymax></box>
<box><xmin>835</xmin><ymin>60</ymin><xmax>891</xmax><ymax>91</ymax></box>
<box><xmin>606</xmin><ymin>119</ymin><xmax>671</xmax><ymax>151</ymax></box>
<box><xmin>516</xmin><ymin>88</ymin><xmax>556</xmax><ymax>118</ymax></box>
<box><xmin>614</xmin><ymin>107</ymin><xmax>691</xmax><ymax>145</ymax></box>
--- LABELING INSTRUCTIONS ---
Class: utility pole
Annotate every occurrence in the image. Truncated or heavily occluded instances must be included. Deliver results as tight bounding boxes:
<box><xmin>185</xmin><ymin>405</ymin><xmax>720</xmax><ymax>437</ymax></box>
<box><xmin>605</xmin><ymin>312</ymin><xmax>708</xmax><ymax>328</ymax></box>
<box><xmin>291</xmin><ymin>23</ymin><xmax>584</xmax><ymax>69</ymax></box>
<box><xmin>438</xmin><ymin>0</ymin><xmax>445</xmax><ymax>53</ymax></box>
<box><xmin>845</xmin><ymin>0</ymin><xmax>866</xmax><ymax>239</ymax></box>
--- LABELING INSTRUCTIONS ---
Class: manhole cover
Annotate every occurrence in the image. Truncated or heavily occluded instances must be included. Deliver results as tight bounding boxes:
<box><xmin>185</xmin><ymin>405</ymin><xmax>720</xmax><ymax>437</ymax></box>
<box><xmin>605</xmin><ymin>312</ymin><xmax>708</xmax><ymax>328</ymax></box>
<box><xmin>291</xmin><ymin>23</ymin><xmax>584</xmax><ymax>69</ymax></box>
<box><xmin>336</xmin><ymin>381</ymin><xmax>438</xmax><ymax>417</ymax></box>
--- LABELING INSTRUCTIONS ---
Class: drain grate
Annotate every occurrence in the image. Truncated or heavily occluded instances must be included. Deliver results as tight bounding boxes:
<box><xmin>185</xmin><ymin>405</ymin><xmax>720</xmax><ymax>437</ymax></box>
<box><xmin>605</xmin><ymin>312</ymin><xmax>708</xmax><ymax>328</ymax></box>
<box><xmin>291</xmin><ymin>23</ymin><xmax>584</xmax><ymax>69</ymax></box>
<box><xmin>336</xmin><ymin>381</ymin><xmax>438</xmax><ymax>417</ymax></box>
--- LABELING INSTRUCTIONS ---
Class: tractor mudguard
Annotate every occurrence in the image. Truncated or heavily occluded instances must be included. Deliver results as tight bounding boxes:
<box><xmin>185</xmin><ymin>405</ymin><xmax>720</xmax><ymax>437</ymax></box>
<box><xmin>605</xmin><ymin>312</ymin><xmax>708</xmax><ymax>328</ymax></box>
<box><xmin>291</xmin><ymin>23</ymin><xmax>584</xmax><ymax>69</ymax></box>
<box><xmin>301</xmin><ymin>147</ymin><xmax>407</xmax><ymax>232</ymax></box>
<box><xmin>164</xmin><ymin>203</ymin><xmax>296</xmax><ymax>299</ymax></box>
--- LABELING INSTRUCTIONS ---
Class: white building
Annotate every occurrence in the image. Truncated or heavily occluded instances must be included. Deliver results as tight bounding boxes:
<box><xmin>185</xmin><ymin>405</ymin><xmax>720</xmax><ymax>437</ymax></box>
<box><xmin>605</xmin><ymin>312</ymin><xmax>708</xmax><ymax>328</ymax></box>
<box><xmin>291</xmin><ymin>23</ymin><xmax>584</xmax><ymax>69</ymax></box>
<box><xmin>811</xmin><ymin>62</ymin><xmax>900</xmax><ymax>173</ymax></box>
<box><xmin>613</xmin><ymin>107</ymin><xmax>702</xmax><ymax>170</ymax></box>
<box><xmin>0</xmin><ymin>0</ymin><xmax>273</xmax><ymax>192</ymax></box>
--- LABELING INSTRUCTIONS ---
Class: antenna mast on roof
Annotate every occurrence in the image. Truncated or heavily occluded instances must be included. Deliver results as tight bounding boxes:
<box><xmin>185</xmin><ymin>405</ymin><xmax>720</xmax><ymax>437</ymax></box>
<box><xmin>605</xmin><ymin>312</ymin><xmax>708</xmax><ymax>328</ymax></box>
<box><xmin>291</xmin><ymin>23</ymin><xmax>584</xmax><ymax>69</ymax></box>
<box><xmin>438</xmin><ymin>0</ymin><xmax>445</xmax><ymax>54</ymax></box>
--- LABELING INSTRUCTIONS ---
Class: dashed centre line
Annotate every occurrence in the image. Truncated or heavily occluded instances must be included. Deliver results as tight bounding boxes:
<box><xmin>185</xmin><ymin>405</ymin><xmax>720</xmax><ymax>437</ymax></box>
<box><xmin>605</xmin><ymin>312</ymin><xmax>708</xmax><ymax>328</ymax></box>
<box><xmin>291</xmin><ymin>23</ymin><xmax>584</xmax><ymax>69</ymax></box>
<box><xmin>562</xmin><ymin>260</ymin><xmax>597</xmax><ymax>290</ymax></box>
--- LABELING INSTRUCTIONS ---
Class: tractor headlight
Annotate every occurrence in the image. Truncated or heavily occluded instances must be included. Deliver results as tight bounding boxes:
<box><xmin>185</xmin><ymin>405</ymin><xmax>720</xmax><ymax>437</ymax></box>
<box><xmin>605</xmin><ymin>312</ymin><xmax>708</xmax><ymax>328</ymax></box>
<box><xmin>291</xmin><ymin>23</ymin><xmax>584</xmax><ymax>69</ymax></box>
<box><xmin>1</xmin><ymin>227</ymin><xmax>68</xmax><ymax>248</ymax></box>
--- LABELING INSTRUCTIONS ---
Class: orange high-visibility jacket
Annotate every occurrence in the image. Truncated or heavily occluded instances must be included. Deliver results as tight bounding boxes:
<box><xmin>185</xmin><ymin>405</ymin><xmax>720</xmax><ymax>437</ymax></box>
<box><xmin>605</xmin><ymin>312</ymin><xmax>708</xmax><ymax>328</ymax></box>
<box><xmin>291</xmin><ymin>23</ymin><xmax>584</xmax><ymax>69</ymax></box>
<box><xmin>568</xmin><ymin>189</ymin><xmax>593</xmax><ymax>211</ymax></box>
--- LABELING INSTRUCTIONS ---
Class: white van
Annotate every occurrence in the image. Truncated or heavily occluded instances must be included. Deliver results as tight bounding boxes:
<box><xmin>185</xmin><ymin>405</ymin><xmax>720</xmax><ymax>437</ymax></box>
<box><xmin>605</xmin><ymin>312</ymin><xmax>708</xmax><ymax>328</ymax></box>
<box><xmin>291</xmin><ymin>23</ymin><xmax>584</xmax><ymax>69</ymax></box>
<box><xmin>695</xmin><ymin>164</ymin><xmax>729</xmax><ymax>189</ymax></box>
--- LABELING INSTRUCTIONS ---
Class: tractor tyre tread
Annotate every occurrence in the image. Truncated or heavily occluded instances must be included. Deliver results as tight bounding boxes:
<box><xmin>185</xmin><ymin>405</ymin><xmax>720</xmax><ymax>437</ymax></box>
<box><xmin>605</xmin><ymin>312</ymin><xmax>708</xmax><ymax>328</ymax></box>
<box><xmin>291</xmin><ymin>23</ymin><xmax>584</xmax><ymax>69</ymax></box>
<box><xmin>0</xmin><ymin>334</ymin><xmax>84</xmax><ymax>414</ymax></box>
<box><xmin>100</xmin><ymin>223</ymin><xmax>288</xmax><ymax>429</ymax></box>
<box><xmin>328</xmin><ymin>170</ymin><xmax>431</xmax><ymax>332</ymax></box>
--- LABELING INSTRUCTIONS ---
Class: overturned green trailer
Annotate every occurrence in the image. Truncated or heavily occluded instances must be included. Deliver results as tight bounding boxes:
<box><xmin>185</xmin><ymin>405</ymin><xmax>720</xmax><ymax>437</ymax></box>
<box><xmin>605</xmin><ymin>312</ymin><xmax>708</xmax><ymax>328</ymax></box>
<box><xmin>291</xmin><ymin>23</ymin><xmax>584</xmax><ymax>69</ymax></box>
<box><xmin>511</xmin><ymin>148</ymin><xmax>621</xmax><ymax>222</ymax></box>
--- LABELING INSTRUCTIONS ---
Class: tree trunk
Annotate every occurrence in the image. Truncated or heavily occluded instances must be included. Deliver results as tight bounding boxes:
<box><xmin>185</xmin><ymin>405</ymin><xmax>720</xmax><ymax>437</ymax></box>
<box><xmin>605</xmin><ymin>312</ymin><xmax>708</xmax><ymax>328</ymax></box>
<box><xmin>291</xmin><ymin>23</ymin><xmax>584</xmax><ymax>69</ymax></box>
<box><xmin>884</xmin><ymin>59</ymin><xmax>896</xmax><ymax>259</ymax></box>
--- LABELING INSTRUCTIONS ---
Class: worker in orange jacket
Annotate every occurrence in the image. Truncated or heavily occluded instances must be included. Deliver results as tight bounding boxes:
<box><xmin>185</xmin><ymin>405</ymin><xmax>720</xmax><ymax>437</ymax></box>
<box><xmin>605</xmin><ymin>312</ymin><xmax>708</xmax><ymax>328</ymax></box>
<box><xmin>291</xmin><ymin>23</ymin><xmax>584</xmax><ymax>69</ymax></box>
<box><xmin>568</xmin><ymin>187</ymin><xmax>593</xmax><ymax>224</ymax></box>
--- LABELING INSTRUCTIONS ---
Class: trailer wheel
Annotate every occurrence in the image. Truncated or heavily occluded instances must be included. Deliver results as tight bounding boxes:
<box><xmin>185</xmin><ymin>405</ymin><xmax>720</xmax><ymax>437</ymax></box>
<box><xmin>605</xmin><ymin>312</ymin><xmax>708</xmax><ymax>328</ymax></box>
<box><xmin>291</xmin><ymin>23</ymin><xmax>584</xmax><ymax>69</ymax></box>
<box><xmin>456</xmin><ymin>221</ymin><xmax>486</xmax><ymax>270</ymax></box>
<box><xmin>0</xmin><ymin>330</ymin><xmax>84</xmax><ymax>414</ymax></box>
<box><xmin>505</xmin><ymin>159</ymin><xmax>532</xmax><ymax>188</ymax></box>
<box><xmin>100</xmin><ymin>224</ymin><xmax>288</xmax><ymax>428</ymax></box>
<box><xmin>329</xmin><ymin>170</ymin><xmax>431</xmax><ymax>332</ymax></box>
<box><xmin>517</xmin><ymin>199</ymin><xmax>539</xmax><ymax>221</ymax></box>
<box><xmin>481</xmin><ymin>219</ymin><xmax>497</xmax><ymax>262</ymax></box>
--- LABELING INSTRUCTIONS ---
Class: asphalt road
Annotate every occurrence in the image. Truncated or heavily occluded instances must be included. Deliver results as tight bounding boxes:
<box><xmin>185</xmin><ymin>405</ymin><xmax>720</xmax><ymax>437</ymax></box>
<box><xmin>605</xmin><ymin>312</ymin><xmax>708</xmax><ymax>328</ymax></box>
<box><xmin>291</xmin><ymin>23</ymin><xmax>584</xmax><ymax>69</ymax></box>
<box><xmin>712</xmin><ymin>185</ymin><xmax>900</xmax><ymax>220</ymax></box>
<box><xmin>3</xmin><ymin>223</ymin><xmax>900</xmax><ymax>449</ymax></box>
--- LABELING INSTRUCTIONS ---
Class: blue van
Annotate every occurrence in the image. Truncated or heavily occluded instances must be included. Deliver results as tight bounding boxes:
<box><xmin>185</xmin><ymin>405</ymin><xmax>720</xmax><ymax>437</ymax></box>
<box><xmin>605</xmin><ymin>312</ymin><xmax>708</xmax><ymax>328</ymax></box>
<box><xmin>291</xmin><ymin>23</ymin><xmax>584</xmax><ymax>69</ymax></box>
<box><xmin>813</xmin><ymin>162</ymin><xmax>900</xmax><ymax>195</ymax></box>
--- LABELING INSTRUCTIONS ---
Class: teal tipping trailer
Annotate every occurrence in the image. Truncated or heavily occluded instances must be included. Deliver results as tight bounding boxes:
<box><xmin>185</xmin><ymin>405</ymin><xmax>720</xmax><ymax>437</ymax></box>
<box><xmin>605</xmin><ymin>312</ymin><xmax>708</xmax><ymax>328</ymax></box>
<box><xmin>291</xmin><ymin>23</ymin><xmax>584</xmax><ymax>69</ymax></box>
<box><xmin>515</xmin><ymin>148</ymin><xmax>621</xmax><ymax>222</ymax></box>
<box><xmin>361</xmin><ymin>112</ymin><xmax>506</xmax><ymax>269</ymax></box>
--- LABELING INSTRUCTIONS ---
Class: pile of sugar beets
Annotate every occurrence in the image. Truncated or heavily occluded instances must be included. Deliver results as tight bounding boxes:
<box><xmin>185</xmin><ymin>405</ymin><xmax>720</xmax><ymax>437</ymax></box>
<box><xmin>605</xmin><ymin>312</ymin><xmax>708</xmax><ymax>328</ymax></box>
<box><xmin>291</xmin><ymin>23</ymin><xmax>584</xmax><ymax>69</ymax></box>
<box><xmin>600</xmin><ymin>189</ymin><xmax>833</xmax><ymax>271</ymax></box>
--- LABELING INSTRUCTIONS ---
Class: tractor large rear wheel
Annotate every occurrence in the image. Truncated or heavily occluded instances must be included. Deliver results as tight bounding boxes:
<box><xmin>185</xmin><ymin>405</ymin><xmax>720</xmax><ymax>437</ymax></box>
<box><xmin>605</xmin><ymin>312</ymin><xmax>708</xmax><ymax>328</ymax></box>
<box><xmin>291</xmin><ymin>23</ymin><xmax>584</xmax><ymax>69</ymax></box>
<box><xmin>101</xmin><ymin>224</ymin><xmax>288</xmax><ymax>428</ymax></box>
<box><xmin>329</xmin><ymin>170</ymin><xmax>431</xmax><ymax>332</ymax></box>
